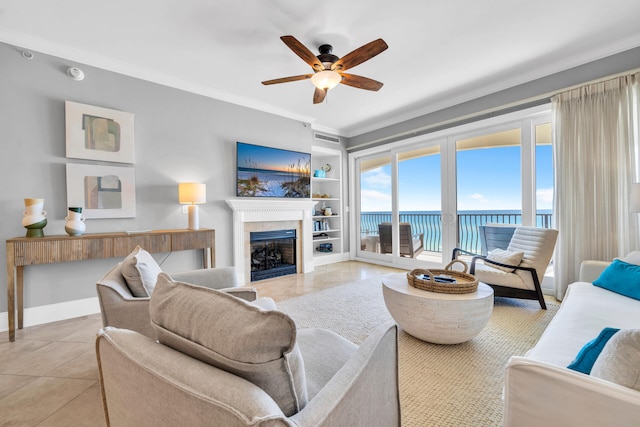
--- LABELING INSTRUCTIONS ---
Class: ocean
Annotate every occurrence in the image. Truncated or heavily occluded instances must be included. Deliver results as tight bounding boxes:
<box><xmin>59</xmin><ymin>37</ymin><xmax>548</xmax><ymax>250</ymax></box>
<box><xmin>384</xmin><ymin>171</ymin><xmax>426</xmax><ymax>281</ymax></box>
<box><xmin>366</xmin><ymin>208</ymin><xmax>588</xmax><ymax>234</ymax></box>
<box><xmin>361</xmin><ymin>209</ymin><xmax>554</xmax><ymax>253</ymax></box>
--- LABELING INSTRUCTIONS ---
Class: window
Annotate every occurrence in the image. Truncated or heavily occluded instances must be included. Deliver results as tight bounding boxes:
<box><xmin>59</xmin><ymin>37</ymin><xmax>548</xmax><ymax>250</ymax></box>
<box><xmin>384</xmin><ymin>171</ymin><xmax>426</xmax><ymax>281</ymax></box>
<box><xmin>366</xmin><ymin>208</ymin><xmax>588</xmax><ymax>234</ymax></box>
<box><xmin>350</xmin><ymin>105</ymin><xmax>552</xmax><ymax>271</ymax></box>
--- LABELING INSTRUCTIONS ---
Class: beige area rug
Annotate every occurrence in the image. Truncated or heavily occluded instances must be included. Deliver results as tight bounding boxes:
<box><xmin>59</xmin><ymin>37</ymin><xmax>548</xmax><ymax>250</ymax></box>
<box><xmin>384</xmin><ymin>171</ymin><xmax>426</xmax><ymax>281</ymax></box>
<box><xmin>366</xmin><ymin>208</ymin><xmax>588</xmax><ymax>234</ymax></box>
<box><xmin>277</xmin><ymin>278</ymin><xmax>559</xmax><ymax>427</ymax></box>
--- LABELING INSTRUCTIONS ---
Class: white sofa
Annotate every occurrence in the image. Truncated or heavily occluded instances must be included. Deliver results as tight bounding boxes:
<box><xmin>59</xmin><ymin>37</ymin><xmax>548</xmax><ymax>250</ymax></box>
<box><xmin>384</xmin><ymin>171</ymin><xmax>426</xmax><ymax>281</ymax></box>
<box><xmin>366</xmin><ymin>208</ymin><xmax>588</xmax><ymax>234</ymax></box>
<box><xmin>504</xmin><ymin>259</ymin><xmax>640</xmax><ymax>427</ymax></box>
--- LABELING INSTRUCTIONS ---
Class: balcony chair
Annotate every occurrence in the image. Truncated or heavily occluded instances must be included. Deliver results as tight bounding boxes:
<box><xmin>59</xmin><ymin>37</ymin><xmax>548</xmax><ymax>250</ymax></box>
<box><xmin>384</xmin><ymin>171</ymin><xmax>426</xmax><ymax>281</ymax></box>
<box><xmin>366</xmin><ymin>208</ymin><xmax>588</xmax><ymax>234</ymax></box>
<box><xmin>478</xmin><ymin>223</ymin><xmax>517</xmax><ymax>255</ymax></box>
<box><xmin>96</xmin><ymin>273</ymin><xmax>401</xmax><ymax>427</ymax></box>
<box><xmin>452</xmin><ymin>223</ymin><xmax>517</xmax><ymax>260</ymax></box>
<box><xmin>378</xmin><ymin>222</ymin><xmax>424</xmax><ymax>258</ymax></box>
<box><xmin>453</xmin><ymin>226</ymin><xmax>558</xmax><ymax>309</ymax></box>
<box><xmin>96</xmin><ymin>245</ymin><xmax>270</xmax><ymax>340</ymax></box>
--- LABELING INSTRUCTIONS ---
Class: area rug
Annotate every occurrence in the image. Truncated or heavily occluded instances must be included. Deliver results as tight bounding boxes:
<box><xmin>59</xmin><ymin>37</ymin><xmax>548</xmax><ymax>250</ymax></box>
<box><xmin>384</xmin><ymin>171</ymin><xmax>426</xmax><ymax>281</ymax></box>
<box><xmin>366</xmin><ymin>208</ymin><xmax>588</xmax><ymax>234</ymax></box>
<box><xmin>277</xmin><ymin>277</ymin><xmax>560</xmax><ymax>427</ymax></box>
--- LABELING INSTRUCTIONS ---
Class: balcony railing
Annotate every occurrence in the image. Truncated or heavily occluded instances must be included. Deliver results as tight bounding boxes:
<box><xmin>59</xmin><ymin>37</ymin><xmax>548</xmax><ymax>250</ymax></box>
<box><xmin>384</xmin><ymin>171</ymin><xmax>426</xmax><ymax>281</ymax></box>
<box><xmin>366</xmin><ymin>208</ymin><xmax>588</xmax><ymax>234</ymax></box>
<box><xmin>361</xmin><ymin>212</ymin><xmax>553</xmax><ymax>254</ymax></box>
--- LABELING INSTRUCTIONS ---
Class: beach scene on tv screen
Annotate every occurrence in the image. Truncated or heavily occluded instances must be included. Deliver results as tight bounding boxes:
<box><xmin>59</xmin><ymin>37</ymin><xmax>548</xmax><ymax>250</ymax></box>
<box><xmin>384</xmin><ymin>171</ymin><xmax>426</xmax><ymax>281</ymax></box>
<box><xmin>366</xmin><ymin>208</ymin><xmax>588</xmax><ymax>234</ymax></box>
<box><xmin>237</xmin><ymin>142</ymin><xmax>311</xmax><ymax>198</ymax></box>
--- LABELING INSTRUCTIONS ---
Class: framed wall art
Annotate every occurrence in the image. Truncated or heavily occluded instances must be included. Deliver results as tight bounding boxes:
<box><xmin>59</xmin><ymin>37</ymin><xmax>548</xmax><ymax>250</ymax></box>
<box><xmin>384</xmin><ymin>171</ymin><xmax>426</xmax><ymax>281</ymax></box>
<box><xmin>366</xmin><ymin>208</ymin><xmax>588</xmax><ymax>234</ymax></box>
<box><xmin>236</xmin><ymin>141</ymin><xmax>311</xmax><ymax>198</ymax></box>
<box><xmin>66</xmin><ymin>163</ymin><xmax>136</xmax><ymax>218</ymax></box>
<box><xmin>65</xmin><ymin>101</ymin><xmax>135</xmax><ymax>164</ymax></box>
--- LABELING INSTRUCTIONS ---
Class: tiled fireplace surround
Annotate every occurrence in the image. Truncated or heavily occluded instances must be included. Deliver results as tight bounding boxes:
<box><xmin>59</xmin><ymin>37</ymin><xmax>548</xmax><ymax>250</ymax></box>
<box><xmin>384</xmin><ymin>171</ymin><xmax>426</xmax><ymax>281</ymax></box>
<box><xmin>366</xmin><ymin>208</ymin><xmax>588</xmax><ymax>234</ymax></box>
<box><xmin>226</xmin><ymin>199</ymin><xmax>318</xmax><ymax>284</ymax></box>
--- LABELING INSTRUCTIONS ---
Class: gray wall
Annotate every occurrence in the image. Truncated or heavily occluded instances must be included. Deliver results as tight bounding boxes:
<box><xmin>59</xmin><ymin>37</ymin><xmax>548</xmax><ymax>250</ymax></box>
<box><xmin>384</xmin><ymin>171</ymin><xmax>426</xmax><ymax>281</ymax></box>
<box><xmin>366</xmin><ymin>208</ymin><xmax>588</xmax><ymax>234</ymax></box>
<box><xmin>346</xmin><ymin>46</ymin><xmax>640</xmax><ymax>150</ymax></box>
<box><xmin>0</xmin><ymin>41</ymin><xmax>313</xmax><ymax>316</ymax></box>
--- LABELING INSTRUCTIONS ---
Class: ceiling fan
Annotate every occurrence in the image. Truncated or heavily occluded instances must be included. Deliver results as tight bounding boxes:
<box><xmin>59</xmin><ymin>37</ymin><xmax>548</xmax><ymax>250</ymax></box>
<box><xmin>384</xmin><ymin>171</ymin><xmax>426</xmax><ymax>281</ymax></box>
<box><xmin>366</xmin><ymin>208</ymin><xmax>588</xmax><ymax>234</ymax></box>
<box><xmin>262</xmin><ymin>35</ymin><xmax>388</xmax><ymax>104</ymax></box>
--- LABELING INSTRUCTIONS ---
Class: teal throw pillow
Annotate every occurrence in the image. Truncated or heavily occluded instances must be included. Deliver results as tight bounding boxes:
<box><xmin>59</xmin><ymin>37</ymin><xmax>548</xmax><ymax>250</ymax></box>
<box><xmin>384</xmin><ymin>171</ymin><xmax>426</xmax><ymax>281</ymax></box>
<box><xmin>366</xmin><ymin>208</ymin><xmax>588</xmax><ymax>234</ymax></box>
<box><xmin>567</xmin><ymin>327</ymin><xmax>620</xmax><ymax>374</ymax></box>
<box><xmin>593</xmin><ymin>259</ymin><xmax>640</xmax><ymax>300</ymax></box>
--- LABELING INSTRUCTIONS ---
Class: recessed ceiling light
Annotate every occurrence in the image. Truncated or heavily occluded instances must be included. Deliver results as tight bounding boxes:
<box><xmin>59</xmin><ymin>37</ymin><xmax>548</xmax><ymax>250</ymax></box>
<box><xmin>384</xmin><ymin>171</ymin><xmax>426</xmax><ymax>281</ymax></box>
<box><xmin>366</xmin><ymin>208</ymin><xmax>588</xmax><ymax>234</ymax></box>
<box><xmin>21</xmin><ymin>50</ymin><xmax>34</xmax><ymax>60</ymax></box>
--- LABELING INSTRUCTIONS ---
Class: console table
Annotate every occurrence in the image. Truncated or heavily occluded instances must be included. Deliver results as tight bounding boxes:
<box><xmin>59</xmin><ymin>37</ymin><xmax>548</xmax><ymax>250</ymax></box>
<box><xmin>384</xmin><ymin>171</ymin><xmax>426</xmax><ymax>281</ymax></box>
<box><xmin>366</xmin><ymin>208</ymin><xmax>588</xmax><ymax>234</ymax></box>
<box><xmin>6</xmin><ymin>228</ymin><xmax>215</xmax><ymax>342</ymax></box>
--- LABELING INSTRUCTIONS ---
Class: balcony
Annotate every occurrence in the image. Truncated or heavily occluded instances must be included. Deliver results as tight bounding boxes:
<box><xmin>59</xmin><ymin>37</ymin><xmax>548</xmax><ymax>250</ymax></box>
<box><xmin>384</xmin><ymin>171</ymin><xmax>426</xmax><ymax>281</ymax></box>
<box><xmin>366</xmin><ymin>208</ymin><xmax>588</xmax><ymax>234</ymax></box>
<box><xmin>360</xmin><ymin>211</ymin><xmax>553</xmax><ymax>256</ymax></box>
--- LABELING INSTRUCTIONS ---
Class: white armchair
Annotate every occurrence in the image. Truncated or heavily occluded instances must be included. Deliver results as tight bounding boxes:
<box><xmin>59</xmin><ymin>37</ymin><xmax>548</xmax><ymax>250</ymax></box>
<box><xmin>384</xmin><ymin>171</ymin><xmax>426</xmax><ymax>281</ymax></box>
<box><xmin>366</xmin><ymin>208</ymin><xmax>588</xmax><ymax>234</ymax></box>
<box><xmin>96</xmin><ymin>273</ymin><xmax>401</xmax><ymax>426</ymax></box>
<box><xmin>462</xmin><ymin>226</ymin><xmax>558</xmax><ymax>309</ymax></box>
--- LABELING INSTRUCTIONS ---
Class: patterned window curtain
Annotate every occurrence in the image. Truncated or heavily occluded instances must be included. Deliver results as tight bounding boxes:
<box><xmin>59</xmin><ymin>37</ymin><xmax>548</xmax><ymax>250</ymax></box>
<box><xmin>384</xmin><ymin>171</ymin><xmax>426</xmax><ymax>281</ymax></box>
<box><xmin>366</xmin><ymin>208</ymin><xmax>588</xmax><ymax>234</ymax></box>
<box><xmin>552</xmin><ymin>73</ymin><xmax>640</xmax><ymax>300</ymax></box>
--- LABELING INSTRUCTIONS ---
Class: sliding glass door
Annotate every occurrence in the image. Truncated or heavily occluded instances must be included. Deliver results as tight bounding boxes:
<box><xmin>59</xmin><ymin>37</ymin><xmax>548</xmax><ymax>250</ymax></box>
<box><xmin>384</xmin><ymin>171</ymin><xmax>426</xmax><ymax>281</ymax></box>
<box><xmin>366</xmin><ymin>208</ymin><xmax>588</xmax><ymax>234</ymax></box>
<box><xmin>454</xmin><ymin>127</ymin><xmax>522</xmax><ymax>255</ymax></box>
<box><xmin>351</xmin><ymin>105</ymin><xmax>553</xmax><ymax>272</ymax></box>
<box><xmin>357</xmin><ymin>153</ymin><xmax>392</xmax><ymax>257</ymax></box>
<box><xmin>397</xmin><ymin>146</ymin><xmax>442</xmax><ymax>262</ymax></box>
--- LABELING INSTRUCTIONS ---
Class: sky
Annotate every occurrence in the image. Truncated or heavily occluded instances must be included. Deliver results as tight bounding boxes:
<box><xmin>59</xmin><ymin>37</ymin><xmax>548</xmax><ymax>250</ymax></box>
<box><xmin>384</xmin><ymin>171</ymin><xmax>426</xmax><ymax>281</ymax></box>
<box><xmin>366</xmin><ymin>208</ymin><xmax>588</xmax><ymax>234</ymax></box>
<box><xmin>237</xmin><ymin>142</ymin><xmax>310</xmax><ymax>173</ymax></box>
<box><xmin>361</xmin><ymin>145</ymin><xmax>553</xmax><ymax>212</ymax></box>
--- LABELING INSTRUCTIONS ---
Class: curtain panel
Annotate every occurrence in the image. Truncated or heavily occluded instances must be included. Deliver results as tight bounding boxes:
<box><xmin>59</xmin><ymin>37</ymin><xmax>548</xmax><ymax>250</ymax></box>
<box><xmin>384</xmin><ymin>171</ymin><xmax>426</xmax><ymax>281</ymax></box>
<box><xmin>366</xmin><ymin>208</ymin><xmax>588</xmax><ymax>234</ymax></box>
<box><xmin>552</xmin><ymin>73</ymin><xmax>640</xmax><ymax>299</ymax></box>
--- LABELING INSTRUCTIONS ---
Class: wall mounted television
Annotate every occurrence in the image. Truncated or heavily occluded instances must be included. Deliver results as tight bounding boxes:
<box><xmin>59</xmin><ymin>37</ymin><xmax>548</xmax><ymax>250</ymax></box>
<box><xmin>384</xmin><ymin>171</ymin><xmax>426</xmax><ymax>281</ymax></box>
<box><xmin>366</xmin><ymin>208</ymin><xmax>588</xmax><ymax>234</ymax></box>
<box><xmin>236</xmin><ymin>142</ymin><xmax>311</xmax><ymax>198</ymax></box>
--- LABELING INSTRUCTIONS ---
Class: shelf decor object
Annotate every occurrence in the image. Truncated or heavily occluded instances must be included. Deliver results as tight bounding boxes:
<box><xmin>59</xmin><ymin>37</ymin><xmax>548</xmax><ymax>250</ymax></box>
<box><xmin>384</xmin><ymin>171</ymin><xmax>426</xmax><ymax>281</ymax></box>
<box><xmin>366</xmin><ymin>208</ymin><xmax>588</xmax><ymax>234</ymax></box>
<box><xmin>21</xmin><ymin>198</ymin><xmax>47</xmax><ymax>237</ymax></box>
<box><xmin>179</xmin><ymin>182</ymin><xmax>206</xmax><ymax>230</ymax></box>
<box><xmin>64</xmin><ymin>207</ymin><xmax>86</xmax><ymax>236</ymax></box>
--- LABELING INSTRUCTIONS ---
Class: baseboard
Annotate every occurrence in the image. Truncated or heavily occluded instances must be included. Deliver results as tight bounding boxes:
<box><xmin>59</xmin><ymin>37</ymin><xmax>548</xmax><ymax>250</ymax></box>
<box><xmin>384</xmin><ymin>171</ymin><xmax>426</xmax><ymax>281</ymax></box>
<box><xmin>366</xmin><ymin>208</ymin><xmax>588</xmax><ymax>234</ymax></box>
<box><xmin>313</xmin><ymin>252</ymin><xmax>350</xmax><ymax>266</ymax></box>
<box><xmin>0</xmin><ymin>297</ymin><xmax>101</xmax><ymax>332</ymax></box>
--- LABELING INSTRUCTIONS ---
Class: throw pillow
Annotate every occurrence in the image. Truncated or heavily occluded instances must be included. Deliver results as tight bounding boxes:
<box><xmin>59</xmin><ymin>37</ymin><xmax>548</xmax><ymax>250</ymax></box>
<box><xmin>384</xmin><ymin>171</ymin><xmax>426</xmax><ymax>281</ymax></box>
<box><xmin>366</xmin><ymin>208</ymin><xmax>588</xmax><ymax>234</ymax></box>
<box><xmin>567</xmin><ymin>327</ymin><xmax>620</xmax><ymax>374</ymax></box>
<box><xmin>485</xmin><ymin>248</ymin><xmax>525</xmax><ymax>273</ymax></box>
<box><xmin>593</xmin><ymin>259</ymin><xmax>640</xmax><ymax>300</ymax></box>
<box><xmin>621</xmin><ymin>251</ymin><xmax>640</xmax><ymax>266</ymax></box>
<box><xmin>149</xmin><ymin>273</ymin><xmax>308</xmax><ymax>416</ymax></box>
<box><xmin>121</xmin><ymin>246</ymin><xmax>162</xmax><ymax>297</ymax></box>
<box><xmin>591</xmin><ymin>329</ymin><xmax>640</xmax><ymax>391</ymax></box>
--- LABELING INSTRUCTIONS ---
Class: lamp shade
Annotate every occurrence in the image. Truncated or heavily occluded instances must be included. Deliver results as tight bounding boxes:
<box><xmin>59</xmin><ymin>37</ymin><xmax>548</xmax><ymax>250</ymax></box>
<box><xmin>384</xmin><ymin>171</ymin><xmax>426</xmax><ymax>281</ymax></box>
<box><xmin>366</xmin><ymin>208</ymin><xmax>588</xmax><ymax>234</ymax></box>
<box><xmin>179</xmin><ymin>183</ymin><xmax>206</xmax><ymax>205</ymax></box>
<box><xmin>311</xmin><ymin>70</ymin><xmax>342</xmax><ymax>91</ymax></box>
<box><xmin>630</xmin><ymin>183</ymin><xmax>640</xmax><ymax>213</ymax></box>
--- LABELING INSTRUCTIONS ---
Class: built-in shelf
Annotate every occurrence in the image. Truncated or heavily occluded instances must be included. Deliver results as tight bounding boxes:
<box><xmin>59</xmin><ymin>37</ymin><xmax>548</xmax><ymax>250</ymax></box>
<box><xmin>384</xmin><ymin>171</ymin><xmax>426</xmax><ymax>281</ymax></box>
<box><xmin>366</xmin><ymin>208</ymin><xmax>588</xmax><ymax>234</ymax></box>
<box><xmin>311</xmin><ymin>146</ymin><xmax>347</xmax><ymax>265</ymax></box>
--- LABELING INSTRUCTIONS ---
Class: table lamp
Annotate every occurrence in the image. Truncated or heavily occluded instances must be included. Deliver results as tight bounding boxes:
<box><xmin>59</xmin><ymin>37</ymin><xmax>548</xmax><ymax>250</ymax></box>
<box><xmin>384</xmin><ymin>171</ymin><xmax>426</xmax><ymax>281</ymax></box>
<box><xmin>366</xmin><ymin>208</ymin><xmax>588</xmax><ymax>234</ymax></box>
<box><xmin>179</xmin><ymin>183</ymin><xmax>206</xmax><ymax>230</ymax></box>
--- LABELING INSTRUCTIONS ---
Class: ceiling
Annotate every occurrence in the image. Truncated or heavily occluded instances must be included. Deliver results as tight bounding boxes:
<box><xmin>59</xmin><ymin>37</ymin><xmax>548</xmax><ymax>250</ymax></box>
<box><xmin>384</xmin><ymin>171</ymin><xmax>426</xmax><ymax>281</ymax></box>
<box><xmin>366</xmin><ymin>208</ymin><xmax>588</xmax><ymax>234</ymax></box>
<box><xmin>2</xmin><ymin>1</ymin><xmax>640</xmax><ymax>138</ymax></box>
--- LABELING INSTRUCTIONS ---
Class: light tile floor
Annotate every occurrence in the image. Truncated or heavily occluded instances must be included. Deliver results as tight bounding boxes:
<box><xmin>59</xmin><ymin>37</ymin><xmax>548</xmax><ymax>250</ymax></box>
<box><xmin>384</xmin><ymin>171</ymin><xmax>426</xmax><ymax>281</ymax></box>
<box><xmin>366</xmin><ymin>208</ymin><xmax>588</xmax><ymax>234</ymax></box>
<box><xmin>0</xmin><ymin>261</ymin><xmax>401</xmax><ymax>426</ymax></box>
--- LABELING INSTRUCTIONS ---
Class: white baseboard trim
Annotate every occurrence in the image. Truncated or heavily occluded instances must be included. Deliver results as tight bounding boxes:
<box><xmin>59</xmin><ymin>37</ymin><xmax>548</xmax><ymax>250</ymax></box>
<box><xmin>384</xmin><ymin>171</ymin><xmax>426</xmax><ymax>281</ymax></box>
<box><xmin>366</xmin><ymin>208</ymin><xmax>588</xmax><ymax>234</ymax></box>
<box><xmin>313</xmin><ymin>252</ymin><xmax>350</xmax><ymax>267</ymax></box>
<box><xmin>0</xmin><ymin>297</ymin><xmax>101</xmax><ymax>333</ymax></box>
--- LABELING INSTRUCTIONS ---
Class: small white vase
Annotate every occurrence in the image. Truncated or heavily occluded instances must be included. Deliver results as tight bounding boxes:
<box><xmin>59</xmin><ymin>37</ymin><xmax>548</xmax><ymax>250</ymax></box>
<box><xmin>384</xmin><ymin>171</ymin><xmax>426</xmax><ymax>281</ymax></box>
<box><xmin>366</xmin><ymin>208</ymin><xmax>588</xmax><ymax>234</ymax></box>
<box><xmin>65</xmin><ymin>208</ymin><xmax>86</xmax><ymax>236</ymax></box>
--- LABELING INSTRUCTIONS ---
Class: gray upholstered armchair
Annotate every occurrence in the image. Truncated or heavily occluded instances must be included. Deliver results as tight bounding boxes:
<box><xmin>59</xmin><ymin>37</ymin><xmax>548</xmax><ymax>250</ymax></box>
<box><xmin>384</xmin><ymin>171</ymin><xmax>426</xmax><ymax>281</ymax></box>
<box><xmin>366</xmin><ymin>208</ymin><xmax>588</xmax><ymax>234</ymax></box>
<box><xmin>96</xmin><ymin>273</ymin><xmax>401</xmax><ymax>427</ymax></box>
<box><xmin>96</xmin><ymin>246</ymin><xmax>266</xmax><ymax>340</ymax></box>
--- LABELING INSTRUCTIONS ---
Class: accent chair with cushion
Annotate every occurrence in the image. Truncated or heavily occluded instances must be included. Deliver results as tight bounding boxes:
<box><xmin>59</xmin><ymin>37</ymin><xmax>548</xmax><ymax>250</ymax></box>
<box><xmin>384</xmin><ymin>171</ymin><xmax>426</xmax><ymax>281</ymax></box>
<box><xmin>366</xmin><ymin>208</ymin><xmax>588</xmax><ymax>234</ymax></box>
<box><xmin>455</xmin><ymin>226</ymin><xmax>558</xmax><ymax>309</ymax></box>
<box><xmin>96</xmin><ymin>245</ymin><xmax>267</xmax><ymax>340</ymax></box>
<box><xmin>478</xmin><ymin>223</ymin><xmax>517</xmax><ymax>255</ymax></box>
<box><xmin>96</xmin><ymin>273</ymin><xmax>401</xmax><ymax>427</ymax></box>
<box><xmin>378</xmin><ymin>222</ymin><xmax>424</xmax><ymax>258</ymax></box>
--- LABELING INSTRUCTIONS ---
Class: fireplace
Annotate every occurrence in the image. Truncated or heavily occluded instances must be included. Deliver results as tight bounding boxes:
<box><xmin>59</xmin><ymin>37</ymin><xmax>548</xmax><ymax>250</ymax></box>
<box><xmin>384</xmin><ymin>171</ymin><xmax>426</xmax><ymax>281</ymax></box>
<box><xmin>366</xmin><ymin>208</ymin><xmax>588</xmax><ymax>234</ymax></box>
<box><xmin>250</xmin><ymin>229</ymin><xmax>297</xmax><ymax>281</ymax></box>
<box><xmin>226</xmin><ymin>199</ymin><xmax>317</xmax><ymax>284</ymax></box>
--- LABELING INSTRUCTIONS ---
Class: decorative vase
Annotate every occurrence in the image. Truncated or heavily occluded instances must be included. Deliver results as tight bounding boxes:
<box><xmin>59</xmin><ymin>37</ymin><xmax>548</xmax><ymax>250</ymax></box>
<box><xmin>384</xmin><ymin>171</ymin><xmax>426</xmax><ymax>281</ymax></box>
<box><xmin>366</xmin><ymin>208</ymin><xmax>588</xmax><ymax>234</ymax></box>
<box><xmin>65</xmin><ymin>207</ymin><xmax>86</xmax><ymax>236</ymax></box>
<box><xmin>22</xmin><ymin>198</ymin><xmax>47</xmax><ymax>237</ymax></box>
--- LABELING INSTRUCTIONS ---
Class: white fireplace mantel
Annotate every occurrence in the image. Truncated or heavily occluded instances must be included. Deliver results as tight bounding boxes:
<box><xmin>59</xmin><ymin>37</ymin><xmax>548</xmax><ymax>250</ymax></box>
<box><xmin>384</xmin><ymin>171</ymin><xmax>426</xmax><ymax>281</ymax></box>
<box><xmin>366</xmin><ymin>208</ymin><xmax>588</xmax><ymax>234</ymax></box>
<box><xmin>226</xmin><ymin>199</ymin><xmax>318</xmax><ymax>283</ymax></box>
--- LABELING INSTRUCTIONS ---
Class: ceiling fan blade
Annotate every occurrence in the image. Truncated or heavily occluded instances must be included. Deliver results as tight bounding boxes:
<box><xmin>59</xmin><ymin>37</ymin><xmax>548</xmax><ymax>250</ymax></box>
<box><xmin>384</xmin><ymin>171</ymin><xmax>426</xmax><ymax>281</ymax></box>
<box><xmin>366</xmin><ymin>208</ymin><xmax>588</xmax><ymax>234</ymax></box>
<box><xmin>262</xmin><ymin>74</ymin><xmax>313</xmax><ymax>85</ymax></box>
<box><xmin>339</xmin><ymin>73</ymin><xmax>384</xmax><ymax>91</ymax></box>
<box><xmin>281</xmin><ymin>36</ymin><xmax>324</xmax><ymax>71</ymax></box>
<box><xmin>331</xmin><ymin>38</ymin><xmax>388</xmax><ymax>72</ymax></box>
<box><xmin>313</xmin><ymin>87</ymin><xmax>327</xmax><ymax>104</ymax></box>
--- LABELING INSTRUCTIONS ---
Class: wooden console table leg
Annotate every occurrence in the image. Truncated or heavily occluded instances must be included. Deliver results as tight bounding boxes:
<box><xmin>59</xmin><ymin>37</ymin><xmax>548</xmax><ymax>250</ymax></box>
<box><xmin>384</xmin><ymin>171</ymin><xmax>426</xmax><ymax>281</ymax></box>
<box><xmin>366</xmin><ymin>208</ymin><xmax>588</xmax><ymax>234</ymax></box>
<box><xmin>16</xmin><ymin>266</ymin><xmax>24</xmax><ymax>330</ymax></box>
<box><xmin>6</xmin><ymin>241</ymin><xmax>15</xmax><ymax>342</ymax></box>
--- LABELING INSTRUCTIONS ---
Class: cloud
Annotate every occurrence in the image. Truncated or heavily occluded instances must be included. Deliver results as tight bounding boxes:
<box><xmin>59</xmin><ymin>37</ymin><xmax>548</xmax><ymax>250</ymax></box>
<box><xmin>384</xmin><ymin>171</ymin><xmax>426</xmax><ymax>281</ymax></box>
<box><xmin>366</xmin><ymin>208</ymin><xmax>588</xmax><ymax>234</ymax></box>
<box><xmin>360</xmin><ymin>189</ymin><xmax>391</xmax><ymax>212</ymax></box>
<box><xmin>362</xmin><ymin>167</ymin><xmax>391</xmax><ymax>188</ymax></box>
<box><xmin>469</xmin><ymin>193</ymin><xmax>489</xmax><ymax>204</ymax></box>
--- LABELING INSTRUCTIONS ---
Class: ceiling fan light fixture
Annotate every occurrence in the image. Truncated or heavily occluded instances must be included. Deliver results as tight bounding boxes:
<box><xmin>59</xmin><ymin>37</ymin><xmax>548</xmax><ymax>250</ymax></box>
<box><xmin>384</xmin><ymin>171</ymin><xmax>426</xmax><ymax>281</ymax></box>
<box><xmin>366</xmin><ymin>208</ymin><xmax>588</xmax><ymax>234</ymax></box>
<box><xmin>311</xmin><ymin>70</ymin><xmax>342</xmax><ymax>91</ymax></box>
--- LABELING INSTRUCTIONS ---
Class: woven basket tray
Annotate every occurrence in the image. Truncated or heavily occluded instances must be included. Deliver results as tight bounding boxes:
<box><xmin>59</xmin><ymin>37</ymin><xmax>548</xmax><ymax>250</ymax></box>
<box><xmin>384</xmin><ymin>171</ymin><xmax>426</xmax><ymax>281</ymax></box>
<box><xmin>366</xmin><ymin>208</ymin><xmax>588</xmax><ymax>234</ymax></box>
<box><xmin>406</xmin><ymin>259</ymin><xmax>478</xmax><ymax>294</ymax></box>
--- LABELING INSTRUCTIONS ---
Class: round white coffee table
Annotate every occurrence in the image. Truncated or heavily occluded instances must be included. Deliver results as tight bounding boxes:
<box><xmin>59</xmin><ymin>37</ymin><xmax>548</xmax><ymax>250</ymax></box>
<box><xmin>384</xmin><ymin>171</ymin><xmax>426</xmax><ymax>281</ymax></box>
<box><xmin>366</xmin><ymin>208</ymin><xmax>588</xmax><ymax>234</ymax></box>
<box><xmin>382</xmin><ymin>272</ymin><xmax>494</xmax><ymax>344</ymax></box>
